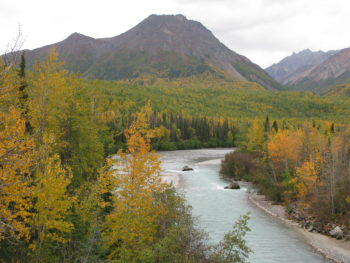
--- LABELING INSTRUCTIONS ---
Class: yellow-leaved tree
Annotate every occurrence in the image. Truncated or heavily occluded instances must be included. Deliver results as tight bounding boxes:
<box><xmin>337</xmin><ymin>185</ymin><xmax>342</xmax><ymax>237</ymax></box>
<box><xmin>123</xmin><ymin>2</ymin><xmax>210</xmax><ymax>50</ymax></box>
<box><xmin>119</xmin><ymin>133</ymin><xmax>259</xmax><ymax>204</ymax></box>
<box><xmin>267</xmin><ymin>130</ymin><xmax>302</xmax><ymax>200</ymax></box>
<box><xmin>29</xmin><ymin>47</ymin><xmax>72</xmax><ymax>158</ymax></box>
<box><xmin>268</xmin><ymin>130</ymin><xmax>301</xmax><ymax>172</ymax></box>
<box><xmin>346</xmin><ymin>196</ymin><xmax>350</xmax><ymax>204</ymax></box>
<box><xmin>100</xmin><ymin>103</ymin><xmax>167</xmax><ymax>261</ymax></box>
<box><xmin>30</xmin><ymin>155</ymin><xmax>74</xmax><ymax>258</ymax></box>
<box><xmin>295</xmin><ymin>125</ymin><xmax>325</xmax><ymax>208</ymax></box>
<box><xmin>0</xmin><ymin>106</ymin><xmax>34</xmax><ymax>241</ymax></box>
<box><xmin>295</xmin><ymin>160</ymin><xmax>318</xmax><ymax>206</ymax></box>
<box><xmin>243</xmin><ymin>119</ymin><xmax>264</xmax><ymax>153</ymax></box>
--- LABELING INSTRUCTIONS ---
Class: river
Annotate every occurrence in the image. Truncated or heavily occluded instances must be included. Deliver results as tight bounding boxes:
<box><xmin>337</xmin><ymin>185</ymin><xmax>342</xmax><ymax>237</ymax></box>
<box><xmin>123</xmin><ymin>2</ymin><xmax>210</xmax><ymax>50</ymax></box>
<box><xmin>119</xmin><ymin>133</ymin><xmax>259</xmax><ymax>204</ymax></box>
<box><xmin>159</xmin><ymin>148</ymin><xmax>328</xmax><ymax>263</ymax></box>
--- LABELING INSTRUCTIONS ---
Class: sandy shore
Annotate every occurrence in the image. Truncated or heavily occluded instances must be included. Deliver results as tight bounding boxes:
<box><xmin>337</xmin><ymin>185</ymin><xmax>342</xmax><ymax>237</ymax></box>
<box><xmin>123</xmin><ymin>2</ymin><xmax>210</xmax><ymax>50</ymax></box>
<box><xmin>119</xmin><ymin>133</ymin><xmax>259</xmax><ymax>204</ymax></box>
<box><xmin>197</xmin><ymin>158</ymin><xmax>222</xmax><ymax>166</ymax></box>
<box><xmin>248</xmin><ymin>192</ymin><xmax>350</xmax><ymax>263</ymax></box>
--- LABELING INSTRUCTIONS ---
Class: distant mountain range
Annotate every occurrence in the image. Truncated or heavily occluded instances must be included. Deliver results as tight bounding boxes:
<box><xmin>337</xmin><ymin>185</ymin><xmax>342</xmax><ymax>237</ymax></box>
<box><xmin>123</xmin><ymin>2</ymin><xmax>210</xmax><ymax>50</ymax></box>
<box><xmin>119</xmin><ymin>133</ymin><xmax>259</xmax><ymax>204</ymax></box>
<box><xmin>21</xmin><ymin>14</ymin><xmax>282</xmax><ymax>90</ymax></box>
<box><xmin>266</xmin><ymin>48</ymin><xmax>350</xmax><ymax>94</ymax></box>
<box><xmin>266</xmin><ymin>49</ymin><xmax>339</xmax><ymax>84</ymax></box>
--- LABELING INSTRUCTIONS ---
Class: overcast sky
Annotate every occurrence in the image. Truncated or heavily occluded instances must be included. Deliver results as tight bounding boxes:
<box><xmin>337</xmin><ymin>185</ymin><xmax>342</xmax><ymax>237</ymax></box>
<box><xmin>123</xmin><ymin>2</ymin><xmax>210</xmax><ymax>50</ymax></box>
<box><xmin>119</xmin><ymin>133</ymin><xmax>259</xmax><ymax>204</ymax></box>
<box><xmin>1</xmin><ymin>0</ymin><xmax>350</xmax><ymax>68</ymax></box>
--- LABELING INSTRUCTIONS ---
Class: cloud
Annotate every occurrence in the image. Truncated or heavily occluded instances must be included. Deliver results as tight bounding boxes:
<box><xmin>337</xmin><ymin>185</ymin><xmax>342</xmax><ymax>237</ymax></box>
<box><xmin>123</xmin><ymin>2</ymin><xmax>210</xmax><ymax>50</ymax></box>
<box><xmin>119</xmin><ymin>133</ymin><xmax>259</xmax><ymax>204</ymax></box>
<box><xmin>173</xmin><ymin>0</ymin><xmax>234</xmax><ymax>4</ymax></box>
<box><xmin>180</xmin><ymin>0</ymin><xmax>350</xmax><ymax>67</ymax></box>
<box><xmin>1</xmin><ymin>0</ymin><xmax>350</xmax><ymax>68</ymax></box>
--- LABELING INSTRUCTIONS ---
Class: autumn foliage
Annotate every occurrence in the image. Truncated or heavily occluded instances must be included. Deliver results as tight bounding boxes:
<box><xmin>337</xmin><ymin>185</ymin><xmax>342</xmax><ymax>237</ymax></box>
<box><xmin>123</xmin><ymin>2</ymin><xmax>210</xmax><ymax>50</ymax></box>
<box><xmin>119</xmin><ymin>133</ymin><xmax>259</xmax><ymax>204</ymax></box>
<box><xmin>0</xmin><ymin>106</ymin><xmax>34</xmax><ymax>241</ymax></box>
<box><xmin>222</xmin><ymin>118</ymin><xmax>350</xmax><ymax>224</ymax></box>
<box><xmin>1</xmin><ymin>49</ymin><xmax>254</xmax><ymax>262</ymax></box>
<box><xmin>100</xmin><ymin>103</ymin><xmax>168</xmax><ymax>260</ymax></box>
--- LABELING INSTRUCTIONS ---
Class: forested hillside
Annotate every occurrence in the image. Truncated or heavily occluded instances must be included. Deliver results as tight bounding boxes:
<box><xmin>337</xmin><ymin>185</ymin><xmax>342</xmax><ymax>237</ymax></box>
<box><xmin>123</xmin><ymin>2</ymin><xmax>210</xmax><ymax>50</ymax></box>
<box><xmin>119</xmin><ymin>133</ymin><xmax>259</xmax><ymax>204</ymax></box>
<box><xmin>326</xmin><ymin>83</ymin><xmax>350</xmax><ymax>97</ymax></box>
<box><xmin>85</xmin><ymin>76</ymin><xmax>350</xmax><ymax>122</ymax></box>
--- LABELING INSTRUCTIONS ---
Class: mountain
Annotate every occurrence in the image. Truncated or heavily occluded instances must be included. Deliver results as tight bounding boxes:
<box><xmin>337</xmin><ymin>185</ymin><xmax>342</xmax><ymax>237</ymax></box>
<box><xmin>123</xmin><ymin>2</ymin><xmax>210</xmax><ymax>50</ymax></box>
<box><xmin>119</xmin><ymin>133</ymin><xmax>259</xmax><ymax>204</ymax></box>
<box><xmin>265</xmin><ymin>49</ymin><xmax>339</xmax><ymax>84</ymax></box>
<box><xmin>25</xmin><ymin>32</ymin><xmax>106</xmax><ymax>73</ymax></box>
<box><xmin>286</xmin><ymin>48</ymin><xmax>350</xmax><ymax>93</ymax></box>
<box><xmin>22</xmin><ymin>14</ymin><xmax>282</xmax><ymax>90</ymax></box>
<box><xmin>266</xmin><ymin>48</ymin><xmax>350</xmax><ymax>94</ymax></box>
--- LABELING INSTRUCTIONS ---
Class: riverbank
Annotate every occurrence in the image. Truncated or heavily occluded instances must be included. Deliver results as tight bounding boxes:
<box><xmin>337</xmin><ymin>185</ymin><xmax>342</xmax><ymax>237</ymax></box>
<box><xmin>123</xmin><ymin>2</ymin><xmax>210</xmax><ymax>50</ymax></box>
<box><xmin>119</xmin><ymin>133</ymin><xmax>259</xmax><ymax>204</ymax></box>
<box><xmin>248</xmin><ymin>192</ymin><xmax>350</xmax><ymax>263</ymax></box>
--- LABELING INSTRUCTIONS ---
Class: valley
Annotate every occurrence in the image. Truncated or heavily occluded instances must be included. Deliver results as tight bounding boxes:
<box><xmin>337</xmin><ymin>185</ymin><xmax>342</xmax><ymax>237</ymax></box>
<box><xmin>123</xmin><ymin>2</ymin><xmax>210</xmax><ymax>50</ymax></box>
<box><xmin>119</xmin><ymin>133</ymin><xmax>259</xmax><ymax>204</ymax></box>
<box><xmin>1</xmin><ymin>9</ymin><xmax>350</xmax><ymax>263</ymax></box>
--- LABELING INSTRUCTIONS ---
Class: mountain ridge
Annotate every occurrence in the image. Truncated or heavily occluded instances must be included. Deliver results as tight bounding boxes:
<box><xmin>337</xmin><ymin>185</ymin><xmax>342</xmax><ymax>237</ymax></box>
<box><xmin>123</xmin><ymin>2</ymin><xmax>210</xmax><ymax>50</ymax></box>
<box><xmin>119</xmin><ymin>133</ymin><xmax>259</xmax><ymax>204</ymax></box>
<box><xmin>22</xmin><ymin>14</ymin><xmax>282</xmax><ymax>90</ymax></box>
<box><xmin>266</xmin><ymin>48</ymin><xmax>350</xmax><ymax>94</ymax></box>
<box><xmin>265</xmin><ymin>49</ymin><xmax>339</xmax><ymax>84</ymax></box>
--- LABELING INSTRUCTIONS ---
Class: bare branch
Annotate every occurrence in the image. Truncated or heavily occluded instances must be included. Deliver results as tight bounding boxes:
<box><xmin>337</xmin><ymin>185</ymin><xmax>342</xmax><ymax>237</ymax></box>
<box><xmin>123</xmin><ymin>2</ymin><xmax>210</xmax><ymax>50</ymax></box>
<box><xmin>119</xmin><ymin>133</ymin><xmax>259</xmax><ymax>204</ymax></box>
<box><xmin>2</xmin><ymin>24</ymin><xmax>25</xmax><ymax>68</ymax></box>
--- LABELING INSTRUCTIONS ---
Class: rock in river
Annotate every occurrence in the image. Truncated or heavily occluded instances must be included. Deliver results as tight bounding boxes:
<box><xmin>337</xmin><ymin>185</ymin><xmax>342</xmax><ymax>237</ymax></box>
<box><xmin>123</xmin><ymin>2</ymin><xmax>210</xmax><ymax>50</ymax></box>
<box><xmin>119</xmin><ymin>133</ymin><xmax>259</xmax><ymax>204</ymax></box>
<box><xmin>182</xmin><ymin>166</ymin><xmax>194</xmax><ymax>171</ymax></box>
<box><xmin>224</xmin><ymin>181</ymin><xmax>240</xmax><ymax>190</ymax></box>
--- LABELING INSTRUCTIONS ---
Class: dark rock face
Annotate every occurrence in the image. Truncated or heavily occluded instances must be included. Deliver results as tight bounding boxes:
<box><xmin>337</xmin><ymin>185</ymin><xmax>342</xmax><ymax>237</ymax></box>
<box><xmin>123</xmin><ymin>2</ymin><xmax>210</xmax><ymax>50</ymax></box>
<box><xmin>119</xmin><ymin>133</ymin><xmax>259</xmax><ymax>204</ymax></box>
<box><xmin>19</xmin><ymin>14</ymin><xmax>281</xmax><ymax>90</ymax></box>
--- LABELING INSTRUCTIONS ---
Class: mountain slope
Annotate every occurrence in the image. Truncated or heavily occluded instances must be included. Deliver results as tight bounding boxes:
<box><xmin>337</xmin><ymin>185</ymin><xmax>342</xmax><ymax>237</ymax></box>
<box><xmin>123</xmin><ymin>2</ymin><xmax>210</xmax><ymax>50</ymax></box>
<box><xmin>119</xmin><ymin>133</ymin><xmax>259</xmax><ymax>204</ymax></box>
<box><xmin>265</xmin><ymin>49</ymin><xmax>339</xmax><ymax>84</ymax></box>
<box><xmin>288</xmin><ymin>48</ymin><xmax>350</xmax><ymax>93</ymax></box>
<box><xmin>326</xmin><ymin>83</ymin><xmax>350</xmax><ymax>97</ymax></box>
<box><xmin>25</xmin><ymin>33</ymin><xmax>109</xmax><ymax>73</ymax></box>
<box><xmin>23</xmin><ymin>14</ymin><xmax>282</xmax><ymax>90</ymax></box>
<box><xmin>266</xmin><ymin>47</ymin><xmax>350</xmax><ymax>94</ymax></box>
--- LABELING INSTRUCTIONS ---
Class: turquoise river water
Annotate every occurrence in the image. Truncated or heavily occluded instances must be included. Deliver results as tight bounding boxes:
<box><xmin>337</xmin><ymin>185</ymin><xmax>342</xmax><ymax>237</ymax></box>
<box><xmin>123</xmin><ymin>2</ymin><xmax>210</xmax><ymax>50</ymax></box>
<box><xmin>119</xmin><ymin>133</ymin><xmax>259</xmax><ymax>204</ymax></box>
<box><xmin>159</xmin><ymin>149</ymin><xmax>328</xmax><ymax>263</ymax></box>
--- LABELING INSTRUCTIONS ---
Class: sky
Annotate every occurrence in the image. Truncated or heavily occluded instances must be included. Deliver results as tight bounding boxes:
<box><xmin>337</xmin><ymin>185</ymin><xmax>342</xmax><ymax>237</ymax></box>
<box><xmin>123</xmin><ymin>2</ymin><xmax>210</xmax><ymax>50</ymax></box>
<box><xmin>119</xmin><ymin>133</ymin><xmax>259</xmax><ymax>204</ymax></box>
<box><xmin>1</xmin><ymin>0</ymin><xmax>350</xmax><ymax>68</ymax></box>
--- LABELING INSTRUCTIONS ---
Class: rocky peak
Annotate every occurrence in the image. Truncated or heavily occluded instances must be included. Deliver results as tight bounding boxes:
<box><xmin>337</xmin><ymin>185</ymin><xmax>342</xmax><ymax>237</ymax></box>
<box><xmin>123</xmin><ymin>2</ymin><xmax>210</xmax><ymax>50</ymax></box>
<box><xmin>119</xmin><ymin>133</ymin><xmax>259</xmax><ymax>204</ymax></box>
<box><xmin>175</xmin><ymin>14</ymin><xmax>187</xmax><ymax>21</ymax></box>
<box><xmin>64</xmin><ymin>32</ymin><xmax>91</xmax><ymax>42</ymax></box>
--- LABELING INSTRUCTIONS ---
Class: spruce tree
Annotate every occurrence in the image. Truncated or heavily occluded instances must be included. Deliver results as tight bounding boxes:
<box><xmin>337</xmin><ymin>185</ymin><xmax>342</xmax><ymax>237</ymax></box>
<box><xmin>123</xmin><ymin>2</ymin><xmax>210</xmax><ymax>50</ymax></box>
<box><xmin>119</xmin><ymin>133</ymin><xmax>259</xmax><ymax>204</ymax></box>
<box><xmin>272</xmin><ymin>120</ymin><xmax>278</xmax><ymax>132</ymax></box>
<box><xmin>17</xmin><ymin>52</ymin><xmax>32</xmax><ymax>133</ymax></box>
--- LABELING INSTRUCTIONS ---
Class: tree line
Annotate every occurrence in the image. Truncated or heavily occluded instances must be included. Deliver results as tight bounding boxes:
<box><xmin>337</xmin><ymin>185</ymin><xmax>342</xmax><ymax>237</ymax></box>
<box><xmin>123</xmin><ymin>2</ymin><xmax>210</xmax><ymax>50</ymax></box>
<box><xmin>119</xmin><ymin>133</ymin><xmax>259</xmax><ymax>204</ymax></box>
<box><xmin>111</xmin><ymin>112</ymin><xmax>235</xmax><ymax>151</ymax></box>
